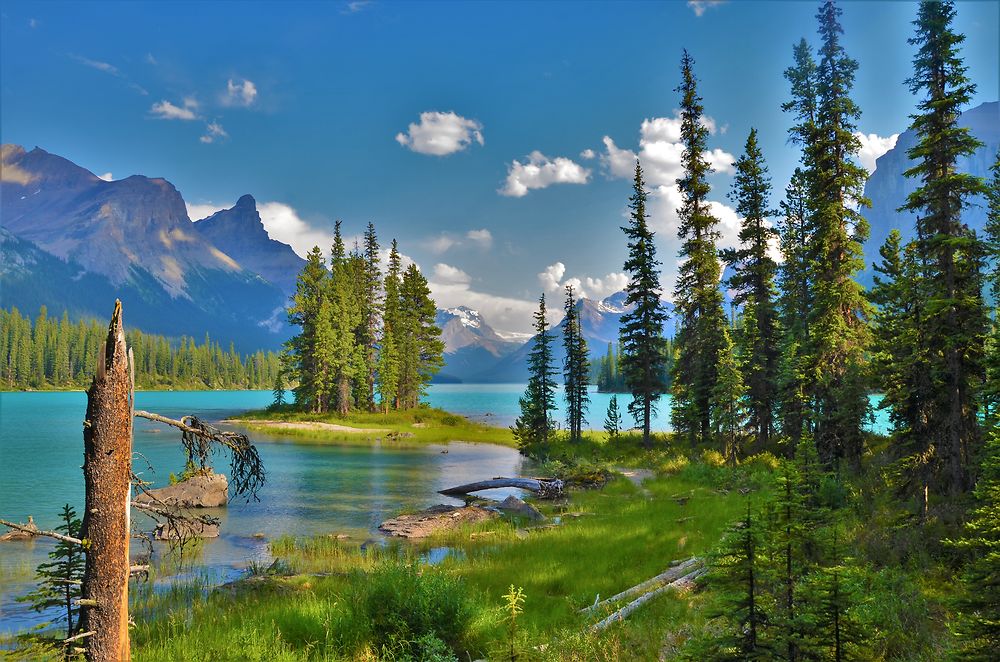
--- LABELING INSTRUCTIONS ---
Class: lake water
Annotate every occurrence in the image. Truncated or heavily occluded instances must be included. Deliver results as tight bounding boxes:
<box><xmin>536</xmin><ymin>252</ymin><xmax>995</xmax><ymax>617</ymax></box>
<box><xmin>0</xmin><ymin>385</ymin><xmax>889</xmax><ymax>635</ymax></box>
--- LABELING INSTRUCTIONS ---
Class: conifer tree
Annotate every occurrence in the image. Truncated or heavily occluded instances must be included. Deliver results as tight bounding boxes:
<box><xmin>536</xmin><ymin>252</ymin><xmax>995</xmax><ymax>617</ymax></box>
<box><xmin>286</xmin><ymin>246</ymin><xmax>328</xmax><ymax>412</ymax></box>
<box><xmin>562</xmin><ymin>285</ymin><xmax>590</xmax><ymax>442</ymax></box>
<box><xmin>397</xmin><ymin>264</ymin><xmax>444</xmax><ymax>409</ymax></box>
<box><xmin>712</xmin><ymin>326</ymin><xmax>748</xmax><ymax>465</ymax></box>
<box><xmin>723</xmin><ymin>128</ymin><xmax>780</xmax><ymax>446</ymax></box>
<box><xmin>513</xmin><ymin>295</ymin><xmax>557</xmax><ymax>454</ymax></box>
<box><xmin>359</xmin><ymin>222</ymin><xmax>382</xmax><ymax>411</ymax></box>
<box><xmin>378</xmin><ymin>240</ymin><xmax>403</xmax><ymax>413</ymax></box>
<box><xmin>18</xmin><ymin>504</ymin><xmax>84</xmax><ymax>642</ymax></box>
<box><xmin>619</xmin><ymin>162</ymin><xmax>669</xmax><ymax>448</ymax></box>
<box><xmin>604</xmin><ymin>394</ymin><xmax>623</xmax><ymax>442</ymax></box>
<box><xmin>900</xmin><ymin>0</ymin><xmax>990</xmax><ymax>493</ymax></box>
<box><xmin>984</xmin><ymin>153</ymin><xmax>1000</xmax><ymax>427</ymax></box>
<box><xmin>804</xmin><ymin>0</ymin><xmax>872</xmax><ymax>466</ymax></box>
<box><xmin>330</xmin><ymin>222</ymin><xmax>363</xmax><ymax>415</ymax></box>
<box><xmin>670</xmin><ymin>49</ymin><xmax>728</xmax><ymax>448</ymax></box>
<box><xmin>271</xmin><ymin>370</ymin><xmax>287</xmax><ymax>409</ymax></box>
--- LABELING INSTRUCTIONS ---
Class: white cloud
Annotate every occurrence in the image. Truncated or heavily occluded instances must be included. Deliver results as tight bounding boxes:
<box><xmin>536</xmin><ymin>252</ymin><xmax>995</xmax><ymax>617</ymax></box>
<box><xmin>466</xmin><ymin>229</ymin><xmax>493</xmax><ymax>248</ymax></box>
<box><xmin>432</xmin><ymin>263</ymin><xmax>472</xmax><ymax>286</ymax></box>
<box><xmin>428</xmin><ymin>279</ymin><xmax>542</xmax><ymax>335</ymax></box>
<box><xmin>580</xmin><ymin>148</ymin><xmax>596</xmax><ymax>160</ymax></box>
<box><xmin>500</xmin><ymin>151</ymin><xmax>591</xmax><ymax>197</ymax></box>
<box><xmin>223</xmin><ymin>78</ymin><xmax>257</xmax><ymax>107</ymax></box>
<box><xmin>395</xmin><ymin>111</ymin><xmax>484</xmax><ymax>156</ymax></box>
<box><xmin>29</xmin><ymin>18</ymin><xmax>39</xmax><ymax>29</ymax></box>
<box><xmin>538</xmin><ymin>262</ymin><xmax>628</xmax><ymax>300</ymax></box>
<box><xmin>98</xmin><ymin>172</ymin><xmax>113</xmax><ymax>181</ymax></box>
<box><xmin>200</xmin><ymin>121</ymin><xmax>228</xmax><ymax>144</ymax></box>
<box><xmin>425</xmin><ymin>235</ymin><xmax>459</xmax><ymax>254</ymax></box>
<box><xmin>150</xmin><ymin>99</ymin><xmax>198</xmax><ymax>121</ymax></box>
<box><xmin>343</xmin><ymin>0</ymin><xmax>372</xmax><ymax>13</ymax></box>
<box><xmin>854</xmin><ymin>131</ymin><xmax>898</xmax><ymax>173</ymax></box>
<box><xmin>687</xmin><ymin>1</ymin><xmax>725</xmax><ymax>17</ymax></box>
<box><xmin>186</xmin><ymin>200</ymin><xmax>339</xmax><ymax>258</ymax></box>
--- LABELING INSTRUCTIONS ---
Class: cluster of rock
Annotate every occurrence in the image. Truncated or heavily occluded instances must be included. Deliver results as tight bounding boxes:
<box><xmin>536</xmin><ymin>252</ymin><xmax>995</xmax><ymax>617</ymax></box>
<box><xmin>379</xmin><ymin>495</ymin><xmax>544</xmax><ymax>539</ymax></box>
<box><xmin>136</xmin><ymin>473</ymin><xmax>228</xmax><ymax>540</ymax></box>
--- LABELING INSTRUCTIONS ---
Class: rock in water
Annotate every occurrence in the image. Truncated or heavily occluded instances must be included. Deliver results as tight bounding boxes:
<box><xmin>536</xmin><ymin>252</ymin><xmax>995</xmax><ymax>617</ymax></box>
<box><xmin>498</xmin><ymin>495</ymin><xmax>545</xmax><ymax>522</ymax></box>
<box><xmin>136</xmin><ymin>473</ymin><xmax>228</xmax><ymax>508</ymax></box>
<box><xmin>153</xmin><ymin>519</ymin><xmax>220</xmax><ymax>540</ymax></box>
<box><xmin>379</xmin><ymin>504</ymin><xmax>497</xmax><ymax>539</ymax></box>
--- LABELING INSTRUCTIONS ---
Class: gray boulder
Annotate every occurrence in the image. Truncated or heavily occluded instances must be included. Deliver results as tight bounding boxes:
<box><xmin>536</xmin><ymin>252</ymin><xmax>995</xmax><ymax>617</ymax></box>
<box><xmin>136</xmin><ymin>473</ymin><xmax>228</xmax><ymax>508</ymax></box>
<box><xmin>498</xmin><ymin>495</ymin><xmax>544</xmax><ymax>521</ymax></box>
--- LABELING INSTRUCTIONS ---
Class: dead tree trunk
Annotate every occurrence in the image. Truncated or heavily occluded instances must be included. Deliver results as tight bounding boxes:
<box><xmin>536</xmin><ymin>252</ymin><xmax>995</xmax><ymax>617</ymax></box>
<box><xmin>79</xmin><ymin>300</ymin><xmax>133</xmax><ymax>662</ymax></box>
<box><xmin>439</xmin><ymin>477</ymin><xmax>564</xmax><ymax>498</ymax></box>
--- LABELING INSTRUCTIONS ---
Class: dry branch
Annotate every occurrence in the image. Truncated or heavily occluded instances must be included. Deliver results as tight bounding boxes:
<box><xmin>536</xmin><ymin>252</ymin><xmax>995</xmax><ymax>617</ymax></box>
<box><xmin>439</xmin><ymin>477</ymin><xmax>564</xmax><ymax>498</ymax></box>
<box><xmin>590</xmin><ymin>567</ymin><xmax>707</xmax><ymax>631</ymax></box>
<box><xmin>0</xmin><ymin>518</ymin><xmax>84</xmax><ymax>546</ymax></box>
<box><xmin>579</xmin><ymin>557</ymin><xmax>703</xmax><ymax>614</ymax></box>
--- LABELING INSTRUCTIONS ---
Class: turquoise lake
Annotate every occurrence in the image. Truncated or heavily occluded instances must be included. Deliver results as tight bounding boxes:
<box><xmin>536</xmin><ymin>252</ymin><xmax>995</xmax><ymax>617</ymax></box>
<box><xmin>0</xmin><ymin>385</ymin><xmax>889</xmax><ymax>634</ymax></box>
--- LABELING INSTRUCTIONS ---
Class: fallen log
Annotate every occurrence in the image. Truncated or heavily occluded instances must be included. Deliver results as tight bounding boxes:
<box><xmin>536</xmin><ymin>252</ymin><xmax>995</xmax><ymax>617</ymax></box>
<box><xmin>579</xmin><ymin>557</ymin><xmax>703</xmax><ymax>614</ymax></box>
<box><xmin>439</xmin><ymin>477</ymin><xmax>564</xmax><ymax>499</ymax></box>
<box><xmin>590</xmin><ymin>566</ymin><xmax>707</xmax><ymax>631</ymax></box>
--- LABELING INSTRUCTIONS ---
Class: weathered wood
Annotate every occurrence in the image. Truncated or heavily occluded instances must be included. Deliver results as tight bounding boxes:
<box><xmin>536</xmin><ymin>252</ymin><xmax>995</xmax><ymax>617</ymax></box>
<box><xmin>79</xmin><ymin>300</ymin><xmax>133</xmax><ymax>662</ymax></box>
<box><xmin>579</xmin><ymin>557</ymin><xmax>702</xmax><ymax>614</ymax></box>
<box><xmin>0</xmin><ymin>518</ymin><xmax>84</xmax><ymax>546</ymax></box>
<box><xmin>438</xmin><ymin>477</ymin><xmax>564</xmax><ymax>498</ymax></box>
<box><xmin>590</xmin><ymin>567</ymin><xmax>707</xmax><ymax>631</ymax></box>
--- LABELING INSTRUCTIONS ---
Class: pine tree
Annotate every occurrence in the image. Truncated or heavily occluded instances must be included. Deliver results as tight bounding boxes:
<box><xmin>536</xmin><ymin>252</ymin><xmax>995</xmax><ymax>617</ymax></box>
<box><xmin>604</xmin><ymin>394</ymin><xmax>623</xmax><ymax>442</ymax></box>
<box><xmin>804</xmin><ymin>0</ymin><xmax>872</xmax><ymax>467</ymax></box>
<box><xmin>723</xmin><ymin>128</ymin><xmax>780</xmax><ymax>446</ymax></box>
<box><xmin>562</xmin><ymin>285</ymin><xmax>590</xmax><ymax>442</ymax></box>
<box><xmin>985</xmin><ymin>153</ymin><xmax>1000</xmax><ymax>428</ymax></box>
<box><xmin>712</xmin><ymin>326</ymin><xmax>748</xmax><ymax>465</ymax></box>
<box><xmin>378</xmin><ymin>240</ymin><xmax>403</xmax><ymax>412</ymax></box>
<box><xmin>671</xmin><ymin>49</ymin><xmax>728</xmax><ymax>448</ymax></box>
<box><xmin>271</xmin><ymin>371</ymin><xmax>287</xmax><ymax>409</ymax></box>
<box><xmin>286</xmin><ymin>246</ymin><xmax>328</xmax><ymax>413</ymax></box>
<box><xmin>330</xmin><ymin>222</ymin><xmax>363</xmax><ymax>415</ymax></box>
<box><xmin>18</xmin><ymin>504</ymin><xmax>84</xmax><ymax>642</ymax></box>
<box><xmin>619</xmin><ymin>161</ymin><xmax>669</xmax><ymax>448</ymax></box>
<box><xmin>397</xmin><ymin>264</ymin><xmax>444</xmax><ymax>409</ymax></box>
<box><xmin>358</xmin><ymin>222</ymin><xmax>382</xmax><ymax>412</ymax></box>
<box><xmin>513</xmin><ymin>295</ymin><xmax>557</xmax><ymax>455</ymax></box>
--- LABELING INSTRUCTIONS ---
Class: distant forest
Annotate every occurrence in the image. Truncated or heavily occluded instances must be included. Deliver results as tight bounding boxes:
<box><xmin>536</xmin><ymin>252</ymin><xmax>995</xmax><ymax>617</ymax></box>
<box><xmin>0</xmin><ymin>306</ymin><xmax>282</xmax><ymax>390</ymax></box>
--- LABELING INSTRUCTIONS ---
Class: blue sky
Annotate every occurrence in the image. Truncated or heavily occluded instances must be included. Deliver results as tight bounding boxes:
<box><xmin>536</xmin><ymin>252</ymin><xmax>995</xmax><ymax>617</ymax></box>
<box><xmin>2</xmin><ymin>0</ymin><xmax>997</xmax><ymax>334</ymax></box>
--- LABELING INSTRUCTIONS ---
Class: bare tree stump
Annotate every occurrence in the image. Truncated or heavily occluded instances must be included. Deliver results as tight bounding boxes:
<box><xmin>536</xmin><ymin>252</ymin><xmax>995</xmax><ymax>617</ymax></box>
<box><xmin>79</xmin><ymin>300</ymin><xmax>133</xmax><ymax>662</ymax></box>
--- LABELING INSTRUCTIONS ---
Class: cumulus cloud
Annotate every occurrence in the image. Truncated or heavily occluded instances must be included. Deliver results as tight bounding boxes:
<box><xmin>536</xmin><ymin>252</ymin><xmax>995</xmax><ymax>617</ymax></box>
<box><xmin>396</xmin><ymin>111</ymin><xmax>484</xmax><ymax>156</ymax></box>
<box><xmin>538</xmin><ymin>262</ymin><xmax>628</xmax><ymax>301</ymax></box>
<box><xmin>223</xmin><ymin>78</ymin><xmax>257</xmax><ymax>107</ymax></box>
<box><xmin>200</xmin><ymin>121</ymin><xmax>228</xmax><ymax>144</ymax></box>
<box><xmin>424</xmin><ymin>228</ymin><xmax>494</xmax><ymax>253</ymax></box>
<box><xmin>580</xmin><ymin>148</ymin><xmax>596</xmax><ymax>160</ymax></box>
<box><xmin>432</xmin><ymin>263</ymin><xmax>472</xmax><ymax>286</ymax></box>
<box><xmin>465</xmin><ymin>228</ymin><xmax>493</xmax><ymax>248</ymax></box>
<box><xmin>425</xmin><ymin>235</ymin><xmax>459</xmax><ymax>254</ymax></box>
<box><xmin>428</xmin><ymin>278</ymin><xmax>543</xmax><ymax>335</ymax></box>
<box><xmin>187</xmin><ymin>200</ymin><xmax>340</xmax><ymax>258</ymax></box>
<box><xmin>98</xmin><ymin>172</ymin><xmax>113</xmax><ymax>181</ymax></box>
<box><xmin>854</xmin><ymin>131</ymin><xmax>899</xmax><ymax>173</ymax></box>
<box><xmin>500</xmin><ymin>151</ymin><xmax>591</xmax><ymax>197</ymax></box>
<box><xmin>150</xmin><ymin>98</ymin><xmax>198</xmax><ymax>120</ymax></box>
<box><xmin>688</xmin><ymin>0</ymin><xmax>725</xmax><ymax>17</ymax></box>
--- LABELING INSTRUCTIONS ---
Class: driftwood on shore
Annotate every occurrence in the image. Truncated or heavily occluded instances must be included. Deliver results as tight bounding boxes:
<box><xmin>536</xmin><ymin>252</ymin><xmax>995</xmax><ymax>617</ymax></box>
<box><xmin>589</xmin><ymin>562</ymin><xmax>707</xmax><ymax>631</ymax></box>
<box><xmin>580</xmin><ymin>556</ymin><xmax>703</xmax><ymax>615</ymax></box>
<box><xmin>439</xmin><ymin>477</ymin><xmax>564</xmax><ymax>499</ymax></box>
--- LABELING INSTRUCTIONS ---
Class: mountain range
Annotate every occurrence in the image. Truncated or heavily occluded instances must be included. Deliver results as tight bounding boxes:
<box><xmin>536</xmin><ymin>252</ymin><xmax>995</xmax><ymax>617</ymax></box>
<box><xmin>1</xmin><ymin>101</ymin><xmax>996</xmax><ymax>376</ymax></box>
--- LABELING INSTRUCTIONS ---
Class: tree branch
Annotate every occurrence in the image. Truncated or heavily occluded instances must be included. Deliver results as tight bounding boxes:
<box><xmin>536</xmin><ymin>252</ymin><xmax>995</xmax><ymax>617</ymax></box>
<box><xmin>0</xmin><ymin>518</ymin><xmax>83</xmax><ymax>546</ymax></box>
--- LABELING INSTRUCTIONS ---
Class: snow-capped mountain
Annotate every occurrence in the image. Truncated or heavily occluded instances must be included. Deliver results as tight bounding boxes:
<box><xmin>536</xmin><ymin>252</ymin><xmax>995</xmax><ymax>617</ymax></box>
<box><xmin>434</xmin><ymin>306</ymin><xmax>523</xmax><ymax>382</ymax></box>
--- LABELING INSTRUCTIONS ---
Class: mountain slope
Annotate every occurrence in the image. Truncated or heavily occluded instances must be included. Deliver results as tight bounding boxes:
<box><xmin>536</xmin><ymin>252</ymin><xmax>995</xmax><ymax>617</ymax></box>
<box><xmin>1</xmin><ymin>145</ymin><xmax>292</xmax><ymax>349</ymax></box>
<box><xmin>435</xmin><ymin>306</ymin><xmax>521</xmax><ymax>382</ymax></box>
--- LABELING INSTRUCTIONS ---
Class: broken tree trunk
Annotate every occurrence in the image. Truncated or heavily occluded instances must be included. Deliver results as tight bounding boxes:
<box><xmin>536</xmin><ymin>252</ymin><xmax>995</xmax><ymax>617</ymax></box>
<box><xmin>590</xmin><ymin>566</ymin><xmax>707</xmax><ymax>632</ymax></box>
<box><xmin>79</xmin><ymin>300</ymin><xmax>133</xmax><ymax>662</ymax></box>
<box><xmin>579</xmin><ymin>557</ymin><xmax>703</xmax><ymax>614</ymax></box>
<box><xmin>439</xmin><ymin>477</ymin><xmax>564</xmax><ymax>499</ymax></box>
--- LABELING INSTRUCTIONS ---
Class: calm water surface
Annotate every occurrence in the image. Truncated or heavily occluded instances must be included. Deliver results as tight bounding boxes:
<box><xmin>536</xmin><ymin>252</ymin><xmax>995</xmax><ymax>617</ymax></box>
<box><xmin>0</xmin><ymin>385</ymin><xmax>888</xmax><ymax>634</ymax></box>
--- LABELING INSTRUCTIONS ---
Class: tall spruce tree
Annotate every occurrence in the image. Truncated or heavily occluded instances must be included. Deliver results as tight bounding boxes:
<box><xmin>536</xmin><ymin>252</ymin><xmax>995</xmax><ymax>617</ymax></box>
<box><xmin>901</xmin><ymin>0</ymin><xmax>990</xmax><ymax>494</ymax></box>
<box><xmin>776</xmin><ymin>169</ymin><xmax>814</xmax><ymax>449</ymax></box>
<box><xmin>671</xmin><ymin>49</ymin><xmax>728</xmax><ymax>447</ymax></box>
<box><xmin>396</xmin><ymin>264</ymin><xmax>444</xmax><ymax>409</ymax></box>
<box><xmin>723</xmin><ymin>128</ymin><xmax>780</xmax><ymax>447</ymax></box>
<box><xmin>286</xmin><ymin>246</ymin><xmax>328</xmax><ymax>413</ymax></box>
<box><xmin>619</xmin><ymin>162</ymin><xmax>669</xmax><ymax>448</ymax></box>
<box><xmin>712</xmin><ymin>325</ymin><xmax>748</xmax><ymax>465</ymax></box>
<box><xmin>378</xmin><ymin>240</ymin><xmax>403</xmax><ymax>413</ymax></box>
<box><xmin>359</xmin><ymin>222</ymin><xmax>382</xmax><ymax>412</ymax></box>
<box><xmin>562</xmin><ymin>285</ymin><xmax>590</xmax><ymax>442</ymax></box>
<box><xmin>985</xmin><ymin>153</ymin><xmax>1000</xmax><ymax>428</ymax></box>
<box><xmin>330</xmin><ymin>222</ymin><xmax>363</xmax><ymax>415</ymax></box>
<box><xmin>513</xmin><ymin>294</ymin><xmax>558</xmax><ymax>454</ymax></box>
<box><xmin>804</xmin><ymin>0</ymin><xmax>872</xmax><ymax>466</ymax></box>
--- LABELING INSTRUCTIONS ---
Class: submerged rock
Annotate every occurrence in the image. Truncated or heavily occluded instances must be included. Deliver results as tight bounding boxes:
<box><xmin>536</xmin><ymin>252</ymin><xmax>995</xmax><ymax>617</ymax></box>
<box><xmin>497</xmin><ymin>496</ymin><xmax>545</xmax><ymax>522</ymax></box>
<box><xmin>137</xmin><ymin>472</ymin><xmax>228</xmax><ymax>508</ymax></box>
<box><xmin>379</xmin><ymin>504</ymin><xmax>497</xmax><ymax>539</ymax></box>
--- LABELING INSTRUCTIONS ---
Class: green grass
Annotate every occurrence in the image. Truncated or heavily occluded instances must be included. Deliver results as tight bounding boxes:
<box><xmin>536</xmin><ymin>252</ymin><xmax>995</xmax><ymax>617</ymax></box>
<box><xmin>232</xmin><ymin>405</ymin><xmax>517</xmax><ymax>448</ymax></box>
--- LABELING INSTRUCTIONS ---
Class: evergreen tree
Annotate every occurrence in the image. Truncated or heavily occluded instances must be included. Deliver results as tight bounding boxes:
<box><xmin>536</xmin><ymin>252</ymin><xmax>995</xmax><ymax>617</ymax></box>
<box><xmin>723</xmin><ymin>128</ymin><xmax>780</xmax><ymax>446</ymax></box>
<box><xmin>712</xmin><ymin>325</ymin><xmax>748</xmax><ymax>465</ymax></box>
<box><xmin>776</xmin><ymin>172</ymin><xmax>814</xmax><ymax>451</ymax></box>
<box><xmin>18</xmin><ymin>504</ymin><xmax>84</xmax><ymax>643</ymax></box>
<box><xmin>804</xmin><ymin>0</ymin><xmax>872</xmax><ymax>467</ymax></box>
<box><xmin>562</xmin><ymin>285</ymin><xmax>590</xmax><ymax>442</ymax></box>
<box><xmin>359</xmin><ymin>222</ymin><xmax>382</xmax><ymax>411</ymax></box>
<box><xmin>271</xmin><ymin>371</ymin><xmax>287</xmax><ymax>409</ymax></box>
<box><xmin>619</xmin><ymin>161</ymin><xmax>669</xmax><ymax>448</ymax></box>
<box><xmin>985</xmin><ymin>153</ymin><xmax>1000</xmax><ymax>428</ymax></box>
<box><xmin>513</xmin><ymin>295</ymin><xmax>557</xmax><ymax>455</ymax></box>
<box><xmin>397</xmin><ymin>264</ymin><xmax>444</xmax><ymax>409</ymax></box>
<box><xmin>604</xmin><ymin>394</ymin><xmax>623</xmax><ymax>442</ymax></box>
<box><xmin>378</xmin><ymin>240</ymin><xmax>403</xmax><ymax>412</ymax></box>
<box><xmin>671</xmin><ymin>49</ymin><xmax>728</xmax><ymax>448</ymax></box>
<box><xmin>286</xmin><ymin>246</ymin><xmax>328</xmax><ymax>412</ymax></box>
<box><xmin>900</xmin><ymin>0</ymin><xmax>990</xmax><ymax>494</ymax></box>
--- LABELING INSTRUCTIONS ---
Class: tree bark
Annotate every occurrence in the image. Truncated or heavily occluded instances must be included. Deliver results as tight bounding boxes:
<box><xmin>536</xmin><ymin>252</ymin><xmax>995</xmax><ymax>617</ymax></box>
<box><xmin>439</xmin><ymin>477</ymin><xmax>563</xmax><ymax>498</ymax></box>
<box><xmin>79</xmin><ymin>300</ymin><xmax>133</xmax><ymax>662</ymax></box>
<box><xmin>580</xmin><ymin>557</ymin><xmax>702</xmax><ymax>614</ymax></box>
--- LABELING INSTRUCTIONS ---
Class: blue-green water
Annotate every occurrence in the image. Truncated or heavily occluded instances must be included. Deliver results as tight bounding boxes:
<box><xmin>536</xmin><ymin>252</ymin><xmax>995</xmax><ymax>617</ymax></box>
<box><xmin>0</xmin><ymin>385</ymin><xmax>889</xmax><ymax>635</ymax></box>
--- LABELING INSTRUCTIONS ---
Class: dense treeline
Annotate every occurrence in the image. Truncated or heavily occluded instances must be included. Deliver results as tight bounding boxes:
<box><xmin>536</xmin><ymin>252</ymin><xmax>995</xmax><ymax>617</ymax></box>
<box><xmin>516</xmin><ymin>1</ymin><xmax>999</xmax><ymax>654</ymax></box>
<box><xmin>283</xmin><ymin>222</ymin><xmax>444</xmax><ymax>415</ymax></box>
<box><xmin>0</xmin><ymin>306</ymin><xmax>282</xmax><ymax>390</ymax></box>
<box><xmin>594</xmin><ymin>340</ymin><xmax>674</xmax><ymax>394</ymax></box>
